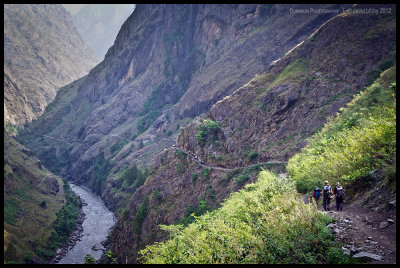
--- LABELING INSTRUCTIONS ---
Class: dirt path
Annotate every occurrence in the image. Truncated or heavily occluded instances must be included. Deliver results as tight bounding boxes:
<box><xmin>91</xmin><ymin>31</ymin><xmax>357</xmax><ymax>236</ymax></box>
<box><xmin>311</xmin><ymin>197</ymin><xmax>396</xmax><ymax>264</ymax></box>
<box><xmin>179</xmin><ymin>146</ymin><xmax>287</xmax><ymax>172</ymax></box>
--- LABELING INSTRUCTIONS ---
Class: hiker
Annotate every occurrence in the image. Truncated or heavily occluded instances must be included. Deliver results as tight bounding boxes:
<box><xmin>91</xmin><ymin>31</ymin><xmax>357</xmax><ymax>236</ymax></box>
<box><xmin>312</xmin><ymin>186</ymin><xmax>321</xmax><ymax>207</ymax></box>
<box><xmin>334</xmin><ymin>182</ymin><xmax>345</xmax><ymax>211</ymax></box>
<box><xmin>322</xmin><ymin>181</ymin><xmax>333</xmax><ymax>211</ymax></box>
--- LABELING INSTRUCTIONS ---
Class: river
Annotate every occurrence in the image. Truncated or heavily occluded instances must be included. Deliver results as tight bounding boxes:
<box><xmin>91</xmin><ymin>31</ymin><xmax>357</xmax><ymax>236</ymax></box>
<box><xmin>57</xmin><ymin>183</ymin><xmax>116</xmax><ymax>264</ymax></box>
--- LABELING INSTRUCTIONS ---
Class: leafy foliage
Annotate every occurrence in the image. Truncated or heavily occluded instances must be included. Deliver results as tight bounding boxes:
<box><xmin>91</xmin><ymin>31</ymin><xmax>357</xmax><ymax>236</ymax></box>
<box><xmin>175</xmin><ymin>198</ymin><xmax>212</xmax><ymax>227</ymax></box>
<box><xmin>119</xmin><ymin>163</ymin><xmax>148</xmax><ymax>189</ymax></box>
<box><xmin>287</xmin><ymin>67</ymin><xmax>396</xmax><ymax>194</ymax></box>
<box><xmin>84</xmin><ymin>254</ymin><xmax>97</xmax><ymax>264</ymax></box>
<box><xmin>34</xmin><ymin>178</ymin><xmax>82</xmax><ymax>261</ymax></box>
<box><xmin>132</xmin><ymin>196</ymin><xmax>149</xmax><ymax>234</ymax></box>
<box><xmin>4</xmin><ymin>122</ymin><xmax>19</xmax><ymax>136</ymax></box>
<box><xmin>195</xmin><ymin>119</ymin><xmax>221</xmax><ymax>146</ymax></box>
<box><xmin>139</xmin><ymin>170</ymin><xmax>352</xmax><ymax>264</ymax></box>
<box><xmin>248</xmin><ymin>150</ymin><xmax>258</xmax><ymax>161</ymax></box>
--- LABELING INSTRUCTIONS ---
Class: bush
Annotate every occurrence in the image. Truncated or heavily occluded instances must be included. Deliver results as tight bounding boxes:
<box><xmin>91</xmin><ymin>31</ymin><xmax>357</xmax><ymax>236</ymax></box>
<box><xmin>191</xmin><ymin>173</ymin><xmax>199</xmax><ymax>185</ymax></box>
<box><xmin>84</xmin><ymin>254</ymin><xmax>97</xmax><ymax>264</ymax></box>
<box><xmin>132</xmin><ymin>196</ymin><xmax>149</xmax><ymax>234</ymax></box>
<box><xmin>287</xmin><ymin>67</ymin><xmax>396</xmax><ymax>194</ymax></box>
<box><xmin>195</xmin><ymin>119</ymin><xmax>220</xmax><ymax>146</ymax></box>
<box><xmin>139</xmin><ymin>171</ymin><xmax>347</xmax><ymax>264</ymax></box>
<box><xmin>202</xmin><ymin>168</ymin><xmax>211</xmax><ymax>181</ymax></box>
<box><xmin>248</xmin><ymin>150</ymin><xmax>258</xmax><ymax>161</ymax></box>
<box><xmin>175</xmin><ymin>198</ymin><xmax>212</xmax><ymax>226</ymax></box>
<box><xmin>110</xmin><ymin>140</ymin><xmax>128</xmax><ymax>158</ymax></box>
<box><xmin>39</xmin><ymin>179</ymin><xmax>82</xmax><ymax>261</ymax></box>
<box><xmin>120</xmin><ymin>164</ymin><xmax>148</xmax><ymax>188</ymax></box>
<box><xmin>233</xmin><ymin>173</ymin><xmax>250</xmax><ymax>185</ymax></box>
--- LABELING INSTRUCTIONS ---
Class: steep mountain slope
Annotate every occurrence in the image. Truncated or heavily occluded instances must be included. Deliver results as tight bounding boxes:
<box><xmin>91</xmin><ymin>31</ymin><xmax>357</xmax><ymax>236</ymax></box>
<box><xmin>138</xmin><ymin>65</ymin><xmax>396</xmax><ymax>264</ymax></box>
<box><xmin>4</xmin><ymin>134</ymin><xmax>67</xmax><ymax>263</ymax></box>
<box><xmin>17</xmin><ymin>4</ymin><xmax>348</xmax><ymax>191</ymax></box>
<box><xmin>4</xmin><ymin>4</ymin><xmax>98</xmax><ymax>126</ymax></box>
<box><xmin>64</xmin><ymin>4</ymin><xmax>136</xmax><ymax>61</ymax></box>
<box><xmin>109</xmin><ymin>10</ymin><xmax>396</xmax><ymax>263</ymax></box>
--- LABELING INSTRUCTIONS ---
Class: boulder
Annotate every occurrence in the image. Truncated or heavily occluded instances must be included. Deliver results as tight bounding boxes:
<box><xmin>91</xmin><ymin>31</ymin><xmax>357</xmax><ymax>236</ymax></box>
<box><xmin>379</xmin><ymin>221</ymin><xmax>389</xmax><ymax>229</ymax></box>
<box><xmin>352</xmin><ymin>252</ymin><xmax>383</xmax><ymax>262</ymax></box>
<box><xmin>92</xmin><ymin>243</ymin><xmax>103</xmax><ymax>251</ymax></box>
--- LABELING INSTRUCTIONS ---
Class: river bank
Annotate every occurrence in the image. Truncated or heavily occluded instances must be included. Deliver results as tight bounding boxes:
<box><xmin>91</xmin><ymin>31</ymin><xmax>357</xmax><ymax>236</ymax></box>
<box><xmin>49</xmin><ymin>203</ymin><xmax>86</xmax><ymax>264</ymax></box>
<box><xmin>54</xmin><ymin>183</ymin><xmax>116</xmax><ymax>264</ymax></box>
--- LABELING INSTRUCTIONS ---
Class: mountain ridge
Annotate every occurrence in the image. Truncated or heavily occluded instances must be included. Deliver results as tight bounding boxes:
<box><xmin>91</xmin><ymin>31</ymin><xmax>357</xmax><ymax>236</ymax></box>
<box><xmin>4</xmin><ymin>4</ymin><xmax>98</xmax><ymax>126</ymax></box>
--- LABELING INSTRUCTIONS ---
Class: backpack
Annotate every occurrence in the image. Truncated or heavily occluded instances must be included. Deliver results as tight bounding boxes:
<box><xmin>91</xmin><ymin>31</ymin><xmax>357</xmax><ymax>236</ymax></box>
<box><xmin>336</xmin><ymin>186</ymin><xmax>344</xmax><ymax>199</ymax></box>
<box><xmin>314</xmin><ymin>188</ymin><xmax>321</xmax><ymax>199</ymax></box>
<box><xmin>323</xmin><ymin>185</ymin><xmax>331</xmax><ymax>198</ymax></box>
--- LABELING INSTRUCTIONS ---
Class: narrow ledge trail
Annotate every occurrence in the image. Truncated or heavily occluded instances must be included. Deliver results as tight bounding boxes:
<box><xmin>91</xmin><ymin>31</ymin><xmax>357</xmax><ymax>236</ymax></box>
<box><xmin>304</xmin><ymin>192</ymin><xmax>396</xmax><ymax>264</ymax></box>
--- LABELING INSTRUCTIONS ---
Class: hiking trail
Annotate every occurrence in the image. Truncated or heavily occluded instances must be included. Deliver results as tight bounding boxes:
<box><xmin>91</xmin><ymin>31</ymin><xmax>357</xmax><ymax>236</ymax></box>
<box><xmin>305</xmin><ymin>187</ymin><xmax>396</xmax><ymax>264</ymax></box>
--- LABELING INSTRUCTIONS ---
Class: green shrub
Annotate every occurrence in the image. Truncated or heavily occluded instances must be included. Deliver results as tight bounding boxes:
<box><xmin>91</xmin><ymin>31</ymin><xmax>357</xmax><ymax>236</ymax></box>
<box><xmin>195</xmin><ymin>119</ymin><xmax>220</xmax><ymax>146</ymax></box>
<box><xmin>288</xmin><ymin>67</ymin><xmax>396</xmax><ymax>194</ymax></box>
<box><xmin>174</xmin><ymin>149</ymin><xmax>187</xmax><ymax>160</ymax></box>
<box><xmin>5</xmin><ymin>242</ymin><xmax>18</xmax><ymax>263</ymax></box>
<box><xmin>175</xmin><ymin>198</ymin><xmax>212</xmax><ymax>226</ymax></box>
<box><xmin>120</xmin><ymin>164</ymin><xmax>148</xmax><ymax>188</ymax></box>
<box><xmin>248</xmin><ymin>150</ymin><xmax>258</xmax><ymax>161</ymax></box>
<box><xmin>177</xmin><ymin>162</ymin><xmax>187</xmax><ymax>174</ymax></box>
<box><xmin>132</xmin><ymin>196</ymin><xmax>149</xmax><ymax>234</ymax></box>
<box><xmin>233</xmin><ymin>173</ymin><xmax>250</xmax><ymax>185</ymax></box>
<box><xmin>191</xmin><ymin>173</ymin><xmax>199</xmax><ymax>185</ymax></box>
<box><xmin>139</xmin><ymin>171</ymin><xmax>347</xmax><ymax>264</ymax></box>
<box><xmin>44</xmin><ymin>179</ymin><xmax>82</xmax><ymax>257</ymax></box>
<box><xmin>202</xmin><ymin>168</ymin><xmax>211</xmax><ymax>181</ymax></box>
<box><xmin>84</xmin><ymin>254</ymin><xmax>97</xmax><ymax>264</ymax></box>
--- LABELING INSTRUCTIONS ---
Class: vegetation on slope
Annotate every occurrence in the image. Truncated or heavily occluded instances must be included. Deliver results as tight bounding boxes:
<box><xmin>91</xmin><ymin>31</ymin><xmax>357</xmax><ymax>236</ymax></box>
<box><xmin>32</xmin><ymin>180</ymin><xmax>82</xmax><ymax>263</ymax></box>
<box><xmin>138</xmin><ymin>170</ymin><xmax>353</xmax><ymax>264</ymax></box>
<box><xmin>287</xmin><ymin>66</ymin><xmax>396</xmax><ymax>195</ymax></box>
<box><xmin>3</xmin><ymin>135</ymin><xmax>80</xmax><ymax>264</ymax></box>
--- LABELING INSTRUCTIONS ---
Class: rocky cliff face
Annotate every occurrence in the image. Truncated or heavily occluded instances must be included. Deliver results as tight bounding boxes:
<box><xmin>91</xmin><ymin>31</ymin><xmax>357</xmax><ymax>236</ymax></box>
<box><xmin>18</xmin><ymin>4</ymin><xmax>347</xmax><ymax>190</ymax></box>
<box><xmin>4</xmin><ymin>4</ymin><xmax>97</xmax><ymax>126</ymax></box>
<box><xmin>109</xmin><ymin>10</ymin><xmax>396</xmax><ymax>263</ymax></box>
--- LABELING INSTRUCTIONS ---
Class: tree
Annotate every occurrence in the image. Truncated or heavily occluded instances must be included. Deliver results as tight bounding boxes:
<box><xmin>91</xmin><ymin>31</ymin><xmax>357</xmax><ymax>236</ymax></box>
<box><xmin>104</xmin><ymin>250</ymin><xmax>118</xmax><ymax>264</ymax></box>
<box><xmin>84</xmin><ymin>254</ymin><xmax>96</xmax><ymax>264</ymax></box>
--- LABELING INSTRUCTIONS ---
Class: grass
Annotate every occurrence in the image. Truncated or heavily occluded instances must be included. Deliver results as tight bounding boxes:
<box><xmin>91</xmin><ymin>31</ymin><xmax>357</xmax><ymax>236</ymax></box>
<box><xmin>256</xmin><ymin>58</ymin><xmax>310</xmax><ymax>98</ymax></box>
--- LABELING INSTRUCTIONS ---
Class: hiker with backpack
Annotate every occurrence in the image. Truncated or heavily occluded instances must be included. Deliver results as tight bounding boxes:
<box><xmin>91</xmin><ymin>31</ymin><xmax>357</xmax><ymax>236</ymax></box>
<box><xmin>322</xmin><ymin>181</ymin><xmax>333</xmax><ymax>211</ymax></box>
<box><xmin>334</xmin><ymin>182</ymin><xmax>345</xmax><ymax>211</ymax></box>
<box><xmin>312</xmin><ymin>187</ymin><xmax>321</xmax><ymax>207</ymax></box>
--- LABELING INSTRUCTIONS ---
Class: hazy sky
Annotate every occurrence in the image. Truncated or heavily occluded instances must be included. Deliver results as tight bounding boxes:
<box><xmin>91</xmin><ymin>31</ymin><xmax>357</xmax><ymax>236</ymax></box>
<box><xmin>62</xmin><ymin>4</ymin><xmax>87</xmax><ymax>15</ymax></box>
<box><xmin>62</xmin><ymin>4</ymin><xmax>136</xmax><ymax>61</ymax></box>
